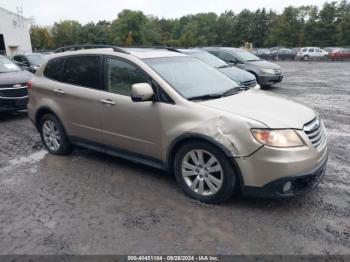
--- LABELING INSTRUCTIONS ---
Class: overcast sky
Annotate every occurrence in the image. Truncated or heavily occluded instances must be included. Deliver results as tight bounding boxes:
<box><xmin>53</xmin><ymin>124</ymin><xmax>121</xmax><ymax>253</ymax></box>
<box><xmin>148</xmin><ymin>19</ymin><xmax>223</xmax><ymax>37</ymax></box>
<box><xmin>1</xmin><ymin>0</ymin><xmax>329</xmax><ymax>26</ymax></box>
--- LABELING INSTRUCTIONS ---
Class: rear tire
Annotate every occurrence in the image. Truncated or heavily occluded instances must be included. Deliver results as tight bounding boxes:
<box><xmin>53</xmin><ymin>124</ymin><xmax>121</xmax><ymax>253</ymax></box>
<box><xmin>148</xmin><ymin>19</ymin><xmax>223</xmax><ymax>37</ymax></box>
<box><xmin>39</xmin><ymin>114</ymin><xmax>72</xmax><ymax>155</ymax></box>
<box><xmin>174</xmin><ymin>141</ymin><xmax>237</xmax><ymax>204</ymax></box>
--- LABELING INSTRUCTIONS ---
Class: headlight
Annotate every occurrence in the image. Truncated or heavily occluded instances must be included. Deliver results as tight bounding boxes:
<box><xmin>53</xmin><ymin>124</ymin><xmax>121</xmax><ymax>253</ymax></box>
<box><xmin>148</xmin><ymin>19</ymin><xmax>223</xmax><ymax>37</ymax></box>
<box><xmin>252</xmin><ymin>129</ymin><xmax>304</xmax><ymax>148</ymax></box>
<box><xmin>261</xmin><ymin>68</ymin><xmax>275</xmax><ymax>75</ymax></box>
<box><xmin>33</xmin><ymin>65</ymin><xmax>40</xmax><ymax>70</ymax></box>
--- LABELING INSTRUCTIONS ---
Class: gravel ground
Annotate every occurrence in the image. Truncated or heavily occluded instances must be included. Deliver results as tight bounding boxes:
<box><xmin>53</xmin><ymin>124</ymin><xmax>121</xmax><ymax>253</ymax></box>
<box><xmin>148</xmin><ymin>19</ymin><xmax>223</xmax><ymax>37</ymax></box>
<box><xmin>0</xmin><ymin>61</ymin><xmax>349</xmax><ymax>255</ymax></box>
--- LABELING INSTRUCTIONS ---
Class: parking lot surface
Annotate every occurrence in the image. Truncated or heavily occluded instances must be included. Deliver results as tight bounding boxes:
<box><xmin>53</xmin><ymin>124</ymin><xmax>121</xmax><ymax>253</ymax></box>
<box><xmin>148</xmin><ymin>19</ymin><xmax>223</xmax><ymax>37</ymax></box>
<box><xmin>0</xmin><ymin>61</ymin><xmax>349</xmax><ymax>255</ymax></box>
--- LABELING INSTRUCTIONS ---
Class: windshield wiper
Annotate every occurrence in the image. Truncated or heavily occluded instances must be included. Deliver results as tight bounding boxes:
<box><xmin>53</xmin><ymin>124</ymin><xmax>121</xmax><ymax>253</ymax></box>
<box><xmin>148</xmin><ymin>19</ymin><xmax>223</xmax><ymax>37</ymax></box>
<box><xmin>188</xmin><ymin>87</ymin><xmax>242</xmax><ymax>101</ymax></box>
<box><xmin>188</xmin><ymin>93</ymin><xmax>224</xmax><ymax>101</ymax></box>
<box><xmin>221</xmin><ymin>87</ymin><xmax>242</xmax><ymax>96</ymax></box>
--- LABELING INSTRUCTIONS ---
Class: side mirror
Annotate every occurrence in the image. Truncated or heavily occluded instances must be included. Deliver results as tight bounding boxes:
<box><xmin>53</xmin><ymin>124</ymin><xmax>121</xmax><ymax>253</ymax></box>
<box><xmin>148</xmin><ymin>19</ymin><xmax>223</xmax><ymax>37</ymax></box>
<box><xmin>131</xmin><ymin>83</ymin><xmax>155</xmax><ymax>102</ymax></box>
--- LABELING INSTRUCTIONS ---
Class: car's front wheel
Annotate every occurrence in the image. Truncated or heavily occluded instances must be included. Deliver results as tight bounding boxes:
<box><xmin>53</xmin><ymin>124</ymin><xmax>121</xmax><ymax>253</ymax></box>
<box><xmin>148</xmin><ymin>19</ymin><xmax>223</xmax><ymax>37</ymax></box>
<box><xmin>174</xmin><ymin>141</ymin><xmax>237</xmax><ymax>204</ymax></box>
<box><xmin>40</xmin><ymin>114</ymin><xmax>72</xmax><ymax>155</ymax></box>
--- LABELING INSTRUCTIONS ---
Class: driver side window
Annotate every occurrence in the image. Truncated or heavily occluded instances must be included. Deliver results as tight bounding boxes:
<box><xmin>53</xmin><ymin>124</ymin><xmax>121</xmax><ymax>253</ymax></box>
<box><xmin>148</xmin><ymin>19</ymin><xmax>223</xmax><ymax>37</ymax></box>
<box><xmin>218</xmin><ymin>52</ymin><xmax>237</xmax><ymax>63</ymax></box>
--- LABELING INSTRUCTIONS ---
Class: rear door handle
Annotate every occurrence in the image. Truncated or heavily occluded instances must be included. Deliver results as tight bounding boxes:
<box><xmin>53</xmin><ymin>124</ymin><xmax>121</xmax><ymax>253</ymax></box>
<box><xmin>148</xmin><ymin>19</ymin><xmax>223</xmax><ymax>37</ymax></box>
<box><xmin>100</xmin><ymin>99</ymin><xmax>116</xmax><ymax>106</ymax></box>
<box><xmin>53</xmin><ymin>89</ymin><xmax>65</xmax><ymax>95</ymax></box>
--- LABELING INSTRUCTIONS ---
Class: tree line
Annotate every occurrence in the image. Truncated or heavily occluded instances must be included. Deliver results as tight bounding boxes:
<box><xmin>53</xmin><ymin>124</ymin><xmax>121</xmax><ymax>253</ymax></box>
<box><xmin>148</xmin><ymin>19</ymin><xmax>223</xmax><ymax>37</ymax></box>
<box><xmin>30</xmin><ymin>0</ymin><xmax>350</xmax><ymax>50</ymax></box>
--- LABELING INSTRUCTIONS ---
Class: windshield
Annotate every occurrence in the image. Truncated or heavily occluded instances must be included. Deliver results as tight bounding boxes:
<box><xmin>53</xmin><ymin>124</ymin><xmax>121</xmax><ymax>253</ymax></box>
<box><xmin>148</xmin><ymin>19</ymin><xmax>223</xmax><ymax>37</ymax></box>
<box><xmin>144</xmin><ymin>56</ymin><xmax>239</xmax><ymax>99</ymax></box>
<box><xmin>0</xmin><ymin>57</ymin><xmax>21</xmax><ymax>73</ymax></box>
<box><xmin>27</xmin><ymin>54</ymin><xmax>44</xmax><ymax>66</ymax></box>
<box><xmin>233</xmin><ymin>49</ymin><xmax>261</xmax><ymax>62</ymax></box>
<box><xmin>188</xmin><ymin>51</ymin><xmax>227</xmax><ymax>68</ymax></box>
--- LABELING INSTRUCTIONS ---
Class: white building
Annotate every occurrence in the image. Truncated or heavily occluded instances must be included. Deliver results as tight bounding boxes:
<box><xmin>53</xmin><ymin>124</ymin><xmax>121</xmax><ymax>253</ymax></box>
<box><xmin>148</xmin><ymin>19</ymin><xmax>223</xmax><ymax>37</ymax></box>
<box><xmin>0</xmin><ymin>6</ymin><xmax>32</xmax><ymax>56</ymax></box>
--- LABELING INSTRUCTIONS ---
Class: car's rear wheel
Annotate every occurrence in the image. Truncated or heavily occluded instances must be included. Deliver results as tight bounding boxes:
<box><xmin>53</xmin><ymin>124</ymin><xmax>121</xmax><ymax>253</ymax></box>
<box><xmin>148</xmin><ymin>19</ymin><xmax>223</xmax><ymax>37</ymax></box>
<box><xmin>40</xmin><ymin>114</ymin><xmax>72</xmax><ymax>155</ymax></box>
<box><xmin>174</xmin><ymin>141</ymin><xmax>237</xmax><ymax>204</ymax></box>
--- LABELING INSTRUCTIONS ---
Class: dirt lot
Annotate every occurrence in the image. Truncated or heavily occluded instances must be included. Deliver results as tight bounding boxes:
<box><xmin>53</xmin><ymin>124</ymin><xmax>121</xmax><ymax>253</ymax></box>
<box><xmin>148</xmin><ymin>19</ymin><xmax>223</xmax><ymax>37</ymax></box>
<box><xmin>0</xmin><ymin>61</ymin><xmax>349</xmax><ymax>255</ymax></box>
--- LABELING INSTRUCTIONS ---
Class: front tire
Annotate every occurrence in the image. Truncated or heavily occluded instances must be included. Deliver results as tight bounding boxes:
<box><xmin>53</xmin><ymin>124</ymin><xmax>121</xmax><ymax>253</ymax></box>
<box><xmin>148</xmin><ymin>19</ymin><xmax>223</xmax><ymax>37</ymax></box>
<box><xmin>39</xmin><ymin>114</ymin><xmax>72</xmax><ymax>155</ymax></box>
<box><xmin>174</xmin><ymin>141</ymin><xmax>237</xmax><ymax>204</ymax></box>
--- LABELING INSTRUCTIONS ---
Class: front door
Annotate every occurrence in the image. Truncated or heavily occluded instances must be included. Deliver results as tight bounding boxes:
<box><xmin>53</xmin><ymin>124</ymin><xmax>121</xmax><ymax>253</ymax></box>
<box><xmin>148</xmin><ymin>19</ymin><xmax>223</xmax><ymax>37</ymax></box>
<box><xmin>99</xmin><ymin>57</ymin><xmax>162</xmax><ymax>159</ymax></box>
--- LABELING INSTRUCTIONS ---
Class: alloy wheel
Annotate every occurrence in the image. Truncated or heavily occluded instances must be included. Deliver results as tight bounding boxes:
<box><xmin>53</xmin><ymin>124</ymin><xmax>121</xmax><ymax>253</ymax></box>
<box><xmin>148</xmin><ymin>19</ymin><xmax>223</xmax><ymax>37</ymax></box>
<box><xmin>42</xmin><ymin>120</ymin><xmax>61</xmax><ymax>151</ymax></box>
<box><xmin>181</xmin><ymin>149</ymin><xmax>223</xmax><ymax>196</ymax></box>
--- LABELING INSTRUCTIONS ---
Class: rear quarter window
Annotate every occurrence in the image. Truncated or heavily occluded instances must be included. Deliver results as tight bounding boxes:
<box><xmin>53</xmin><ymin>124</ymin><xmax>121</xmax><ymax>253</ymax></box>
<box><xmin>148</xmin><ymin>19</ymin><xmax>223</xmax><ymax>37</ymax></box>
<box><xmin>44</xmin><ymin>58</ymin><xmax>65</xmax><ymax>81</ymax></box>
<box><xmin>62</xmin><ymin>56</ymin><xmax>102</xmax><ymax>89</ymax></box>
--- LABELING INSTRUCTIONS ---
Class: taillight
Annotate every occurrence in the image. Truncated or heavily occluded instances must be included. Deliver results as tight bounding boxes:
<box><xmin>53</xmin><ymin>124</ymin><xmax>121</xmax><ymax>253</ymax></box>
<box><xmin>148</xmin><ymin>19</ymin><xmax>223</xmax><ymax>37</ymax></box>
<box><xmin>27</xmin><ymin>80</ymin><xmax>32</xmax><ymax>90</ymax></box>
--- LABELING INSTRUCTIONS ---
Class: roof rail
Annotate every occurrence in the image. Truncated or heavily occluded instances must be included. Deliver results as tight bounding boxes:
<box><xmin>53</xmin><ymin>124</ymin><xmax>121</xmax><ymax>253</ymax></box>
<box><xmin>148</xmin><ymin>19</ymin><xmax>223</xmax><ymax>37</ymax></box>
<box><xmin>53</xmin><ymin>44</ymin><xmax>130</xmax><ymax>54</ymax></box>
<box><xmin>152</xmin><ymin>46</ymin><xmax>182</xmax><ymax>53</ymax></box>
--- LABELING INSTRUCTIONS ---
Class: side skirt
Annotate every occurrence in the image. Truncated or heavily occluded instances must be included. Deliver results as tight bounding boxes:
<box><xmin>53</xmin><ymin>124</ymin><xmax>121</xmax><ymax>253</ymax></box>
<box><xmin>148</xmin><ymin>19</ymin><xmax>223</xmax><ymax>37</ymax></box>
<box><xmin>69</xmin><ymin>136</ymin><xmax>167</xmax><ymax>171</ymax></box>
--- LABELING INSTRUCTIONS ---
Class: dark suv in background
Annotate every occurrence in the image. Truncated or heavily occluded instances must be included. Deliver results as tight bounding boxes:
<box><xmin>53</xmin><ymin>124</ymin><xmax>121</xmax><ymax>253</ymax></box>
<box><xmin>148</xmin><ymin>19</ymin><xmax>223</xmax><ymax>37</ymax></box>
<box><xmin>204</xmin><ymin>47</ymin><xmax>283</xmax><ymax>87</ymax></box>
<box><xmin>178</xmin><ymin>49</ymin><xmax>258</xmax><ymax>89</ymax></box>
<box><xmin>0</xmin><ymin>56</ymin><xmax>32</xmax><ymax>112</ymax></box>
<box><xmin>12</xmin><ymin>53</ymin><xmax>45</xmax><ymax>73</ymax></box>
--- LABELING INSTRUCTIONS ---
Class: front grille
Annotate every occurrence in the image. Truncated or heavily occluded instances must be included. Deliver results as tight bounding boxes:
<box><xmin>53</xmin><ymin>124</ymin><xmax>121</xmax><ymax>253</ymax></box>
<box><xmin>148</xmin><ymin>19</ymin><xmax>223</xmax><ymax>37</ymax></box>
<box><xmin>0</xmin><ymin>84</ymin><xmax>28</xmax><ymax>99</ymax></box>
<box><xmin>243</xmin><ymin>79</ymin><xmax>257</xmax><ymax>88</ymax></box>
<box><xmin>274</xmin><ymin>69</ymin><xmax>282</xmax><ymax>75</ymax></box>
<box><xmin>304</xmin><ymin>117</ymin><xmax>326</xmax><ymax>150</ymax></box>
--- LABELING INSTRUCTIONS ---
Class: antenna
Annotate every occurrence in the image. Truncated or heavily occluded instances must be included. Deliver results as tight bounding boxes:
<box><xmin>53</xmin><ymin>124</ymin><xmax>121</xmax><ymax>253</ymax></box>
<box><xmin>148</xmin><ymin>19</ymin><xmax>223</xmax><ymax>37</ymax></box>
<box><xmin>17</xmin><ymin>6</ymin><xmax>24</xmax><ymax>27</ymax></box>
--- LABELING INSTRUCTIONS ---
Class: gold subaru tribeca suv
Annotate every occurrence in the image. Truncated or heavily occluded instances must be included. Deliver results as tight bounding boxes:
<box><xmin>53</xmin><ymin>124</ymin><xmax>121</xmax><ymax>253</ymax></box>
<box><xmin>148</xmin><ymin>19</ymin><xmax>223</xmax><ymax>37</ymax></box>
<box><xmin>27</xmin><ymin>47</ymin><xmax>328</xmax><ymax>203</ymax></box>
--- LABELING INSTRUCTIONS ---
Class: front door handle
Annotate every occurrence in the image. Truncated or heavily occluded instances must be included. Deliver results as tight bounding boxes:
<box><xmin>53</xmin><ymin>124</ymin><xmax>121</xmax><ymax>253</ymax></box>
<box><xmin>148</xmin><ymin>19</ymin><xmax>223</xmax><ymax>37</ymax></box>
<box><xmin>100</xmin><ymin>99</ymin><xmax>116</xmax><ymax>106</ymax></box>
<box><xmin>53</xmin><ymin>89</ymin><xmax>65</xmax><ymax>95</ymax></box>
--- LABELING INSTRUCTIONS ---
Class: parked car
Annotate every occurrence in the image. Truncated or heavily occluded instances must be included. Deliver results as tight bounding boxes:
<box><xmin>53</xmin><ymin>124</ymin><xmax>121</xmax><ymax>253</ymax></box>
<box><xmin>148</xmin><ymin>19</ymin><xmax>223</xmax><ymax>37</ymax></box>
<box><xmin>28</xmin><ymin>47</ymin><xmax>328</xmax><ymax>203</ymax></box>
<box><xmin>251</xmin><ymin>48</ymin><xmax>273</xmax><ymax>60</ymax></box>
<box><xmin>327</xmin><ymin>48</ymin><xmax>350</xmax><ymax>61</ymax></box>
<box><xmin>0</xmin><ymin>55</ymin><xmax>33</xmax><ymax>112</ymax></box>
<box><xmin>271</xmin><ymin>48</ymin><xmax>296</xmax><ymax>60</ymax></box>
<box><xmin>11</xmin><ymin>53</ymin><xmax>45</xmax><ymax>73</ymax></box>
<box><xmin>178</xmin><ymin>49</ymin><xmax>258</xmax><ymax>89</ymax></box>
<box><xmin>204</xmin><ymin>47</ymin><xmax>283</xmax><ymax>87</ymax></box>
<box><xmin>323</xmin><ymin>47</ymin><xmax>338</xmax><ymax>53</ymax></box>
<box><xmin>296</xmin><ymin>47</ymin><xmax>328</xmax><ymax>61</ymax></box>
<box><xmin>291</xmin><ymin>47</ymin><xmax>301</xmax><ymax>54</ymax></box>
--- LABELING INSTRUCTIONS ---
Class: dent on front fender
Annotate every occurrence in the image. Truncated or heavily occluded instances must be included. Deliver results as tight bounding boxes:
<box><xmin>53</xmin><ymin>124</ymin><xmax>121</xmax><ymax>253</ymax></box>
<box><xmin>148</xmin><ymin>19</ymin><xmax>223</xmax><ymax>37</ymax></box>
<box><xmin>184</xmin><ymin>115</ymin><xmax>264</xmax><ymax>157</ymax></box>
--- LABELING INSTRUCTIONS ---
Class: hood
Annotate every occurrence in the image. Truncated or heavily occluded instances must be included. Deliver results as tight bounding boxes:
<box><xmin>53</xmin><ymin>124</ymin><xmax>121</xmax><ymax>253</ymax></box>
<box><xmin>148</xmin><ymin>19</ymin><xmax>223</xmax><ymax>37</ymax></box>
<box><xmin>200</xmin><ymin>89</ymin><xmax>316</xmax><ymax>129</ymax></box>
<box><xmin>246</xmin><ymin>60</ymin><xmax>280</xmax><ymax>69</ymax></box>
<box><xmin>218</xmin><ymin>66</ymin><xmax>256</xmax><ymax>83</ymax></box>
<box><xmin>0</xmin><ymin>70</ymin><xmax>33</xmax><ymax>86</ymax></box>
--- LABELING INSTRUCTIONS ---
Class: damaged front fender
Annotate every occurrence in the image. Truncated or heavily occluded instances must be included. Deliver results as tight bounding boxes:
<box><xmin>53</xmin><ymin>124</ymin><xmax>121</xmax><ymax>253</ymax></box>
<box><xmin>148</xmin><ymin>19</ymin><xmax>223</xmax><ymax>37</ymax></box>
<box><xmin>164</xmin><ymin>114</ymin><xmax>266</xmax><ymax>166</ymax></box>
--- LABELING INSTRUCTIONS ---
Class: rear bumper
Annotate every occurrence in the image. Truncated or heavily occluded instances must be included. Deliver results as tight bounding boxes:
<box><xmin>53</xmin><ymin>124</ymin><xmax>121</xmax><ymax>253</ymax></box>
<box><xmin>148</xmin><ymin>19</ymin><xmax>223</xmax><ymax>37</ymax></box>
<box><xmin>0</xmin><ymin>97</ymin><xmax>28</xmax><ymax>112</ymax></box>
<box><xmin>258</xmin><ymin>74</ymin><xmax>283</xmax><ymax>85</ymax></box>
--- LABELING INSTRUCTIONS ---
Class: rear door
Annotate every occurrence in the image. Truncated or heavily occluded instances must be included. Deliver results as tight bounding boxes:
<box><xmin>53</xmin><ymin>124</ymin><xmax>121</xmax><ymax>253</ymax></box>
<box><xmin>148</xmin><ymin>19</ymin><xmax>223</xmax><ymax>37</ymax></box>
<box><xmin>48</xmin><ymin>55</ymin><xmax>106</xmax><ymax>143</ymax></box>
<box><xmin>98</xmin><ymin>57</ymin><xmax>163</xmax><ymax>159</ymax></box>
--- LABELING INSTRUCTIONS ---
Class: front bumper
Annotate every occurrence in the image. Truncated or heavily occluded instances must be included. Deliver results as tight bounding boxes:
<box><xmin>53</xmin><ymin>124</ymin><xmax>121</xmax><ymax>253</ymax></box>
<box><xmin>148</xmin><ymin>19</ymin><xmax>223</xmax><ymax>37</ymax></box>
<box><xmin>241</xmin><ymin>152</ymin><xmax>328</xmax><ymax>198</ymax></box>
<box><xmin>258</xmin><ymin>74</ymin><xmax>283</xmax><ymax>86</ymax></box>
<box><xmin>0</xmin><ymin>97</ymin><xmax>28</xmax><ymax>112</ymax></box>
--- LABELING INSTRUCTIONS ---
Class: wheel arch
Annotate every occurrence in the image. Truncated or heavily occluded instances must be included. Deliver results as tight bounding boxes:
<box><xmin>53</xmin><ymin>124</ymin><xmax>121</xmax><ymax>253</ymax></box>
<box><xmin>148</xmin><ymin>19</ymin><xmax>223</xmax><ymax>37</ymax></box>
<box><xmin>35</xmin><ymin>107</ymin><xmax>66</xmax><ymax>132</ymax></box>
<box><xmin>165</xmin><ymin>133</ymin><xmax>244</xmax><ymax>186</ymax></box>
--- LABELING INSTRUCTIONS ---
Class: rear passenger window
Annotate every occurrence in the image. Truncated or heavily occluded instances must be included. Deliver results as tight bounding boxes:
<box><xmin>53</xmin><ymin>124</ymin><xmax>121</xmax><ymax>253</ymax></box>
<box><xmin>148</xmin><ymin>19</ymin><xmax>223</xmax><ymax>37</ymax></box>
<box><xmin>105</xmin><ymin>58</ymin><xmax>150</xmax><ymax>96</ymax></box>
<box><xmin>63</xmin><ymin>56</ymin><xmax>101</xmax><ymax>89</ymax></box>
<box><xmin>44</xmin><ymin>58</ymin><xmax>64</xmax><ymax>81</ymax></box>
